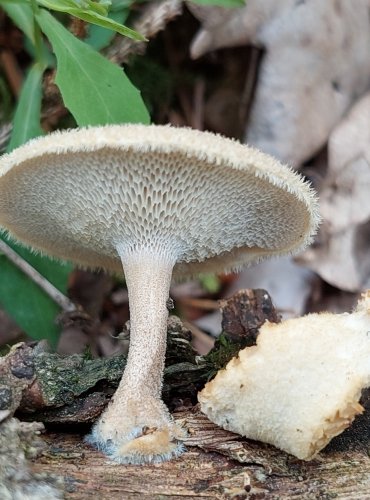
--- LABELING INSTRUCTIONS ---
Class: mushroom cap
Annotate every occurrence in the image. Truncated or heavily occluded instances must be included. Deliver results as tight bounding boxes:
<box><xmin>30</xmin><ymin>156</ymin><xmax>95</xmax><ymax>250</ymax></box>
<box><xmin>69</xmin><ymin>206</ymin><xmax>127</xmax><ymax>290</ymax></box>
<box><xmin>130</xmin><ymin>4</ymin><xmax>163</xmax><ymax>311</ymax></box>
<box><xmin>0</xmin><ymin>125</ymin><xmax>320</xmax><ymax>277</ymax></box>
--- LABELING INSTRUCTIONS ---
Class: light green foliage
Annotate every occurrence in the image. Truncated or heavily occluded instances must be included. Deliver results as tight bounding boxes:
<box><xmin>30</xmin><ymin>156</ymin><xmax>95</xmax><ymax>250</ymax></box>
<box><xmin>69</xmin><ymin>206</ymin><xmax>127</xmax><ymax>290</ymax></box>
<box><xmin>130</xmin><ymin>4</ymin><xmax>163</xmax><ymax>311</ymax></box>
<box><xmin>3</xmin><ymin>0</ymin><xmax>144</xmax><ymax>41</ymax></box>
<box><xmin>199</xmin><ymin>273</ymin><xmax>221</xmax><ymax>294</ymax></box>
<box><xmin>0</xmin><ymin>234</ymin><xmax>72</xmax><ymax>346</ymax></box>
<box><xmin>2</xmin><ymin>3</ymin><xmax>36</xmax><ymax>44</ymax></box>
<box><xmin>0</xmin><ymin>0</ymin><xmax>150</xmax><ymax>344</ymax></box>
<box><xmin>4</xmin><ymin>2</ymin><xmax>53</xmax><ymax>64</ymax></box>
<box><xmin>38</xmin><ymin>1</ymin><xmax>144</xmax><ymax>41</ymax></box>
<box><xmin>7</xmin><ymin>63</ymin><xmax>44</xmax><ymax>151</ymax></box>
<box><xmin>85</xmin><ymin>7</ymin><xmax>128</xmax><ymax>50</ymax></box>
<box><xmin>36</xmin><ymin>9</ymin><xmax>149</xmax><ymax>126</ymax></box>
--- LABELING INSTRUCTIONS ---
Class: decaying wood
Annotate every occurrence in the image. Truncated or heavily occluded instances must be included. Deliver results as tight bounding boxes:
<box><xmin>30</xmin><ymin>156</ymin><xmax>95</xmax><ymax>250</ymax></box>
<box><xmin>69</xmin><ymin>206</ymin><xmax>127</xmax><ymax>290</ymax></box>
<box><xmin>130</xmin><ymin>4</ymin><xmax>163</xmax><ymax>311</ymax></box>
<box><xmin>1</xmin><ymin>291</ymin><xmax>279</xmax><ymax>423</ymax></box>
<box><xmin>0</xmin><ymin>416</ymin><xmax>64</xmax><ymax>499</ymax></box>
<box><xmin>1</xmin><ymin>289</ymin><xmax>370</xmax><ymax>498</ymax></box>
<box><xmin>220</xmin><ymin>289</ymin><xmax>280</xmax><ymax>344</ymax></box>
<box><xmin>0</xmin><ymin>318</ymin><xmax>208</xmax><ymax>423</ymax></box>
<box><xmin>28</xmin><ymin>403</ymin><xmax>370</xmax><ymax>499</ymax></box>
<box><xmin>0</xmin><ymin>342</ymin><xmax>36</xmax><ymax>415</ymax></box>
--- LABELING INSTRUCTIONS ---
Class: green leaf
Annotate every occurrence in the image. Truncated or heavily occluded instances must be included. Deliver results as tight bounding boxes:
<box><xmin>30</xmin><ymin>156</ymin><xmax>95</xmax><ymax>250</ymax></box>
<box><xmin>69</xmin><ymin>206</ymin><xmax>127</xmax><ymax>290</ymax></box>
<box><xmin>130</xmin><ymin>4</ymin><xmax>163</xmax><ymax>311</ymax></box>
<box><xmin>85</xmin><ymin>8</ymin><xmax>128</xmax><ymax>50</ymax></box>
<box><xmin>2</xmin><ymin>3</ymin><xmax>36</xmax><ymax>45</ymax></box>
<box><xmin>0</xmin><ymin>0</ymin><xmax>28</xmax><ymax>4</ymax></box>
<box><xmin>36</xmin><ymin>0</ymin><xmax>145</xmax><ymax>41</ymax></box>
<box><xmin>3</xmin><ymin>3</ymin><xmax>52</xmax><ymax>67</ymax></box>
<box><xmin>110</xmin><ymin>0</ymin><xmax>135</xmax><ymax>10</ymax></box>
<box><xmin>37</xmin><ymin>0</ymin><xmax>109</xmax><ymax>17</ymax></box>
<box><xmin>1</xmin><ymin>58</ymin><xmax>72</xmax><ymax>346</ymax></box>
<box><xmin>68</xmin><ymin>8</ymin><xmax>143</xmax><ymax>41</ymax></box>
<box><xmin>190</xmin><ymin>0</ymin><xmax>244</xmax><ymax>7</ymax></box>
<box><xmin>23</xmin><ymin>35</ymin><xmax>55</xmax><ymax>67</ymax></box>
<box><xmin>199</xmin><ymin>274</ymin><xmax>221</xmax><ymax>294</ymax></box>
<box><xmin>0</xmin><ymin>233</ymin><xmax>72</xmax><ymax>346</ymax></box>
<box><xmin>36</xmin><ymin>9</ymin><xmax>150</xmax><ymax>126</ymax></box>
<box><xmin>7</xmin><ymin>62</ymin><xmax>45</xmax><ymax>152</ymax></box>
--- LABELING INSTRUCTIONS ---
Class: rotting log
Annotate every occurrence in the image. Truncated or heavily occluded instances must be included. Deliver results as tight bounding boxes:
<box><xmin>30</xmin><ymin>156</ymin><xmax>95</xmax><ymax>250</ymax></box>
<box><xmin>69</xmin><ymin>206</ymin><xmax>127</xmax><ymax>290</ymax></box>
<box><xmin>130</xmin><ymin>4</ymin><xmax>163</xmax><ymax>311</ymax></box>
<box><xmin>1</xmin><ymin>289</ymin><xmax>370</xmax><ymax>498</ymax></box>
<box><xmin>0</xmin><ymin>316</ymin><xmax>210</xmax><ymax>423</ymax></box>
<box><xmin>29</xmin><ymin>404</ymin><xmax>370</xmax><ymax>499</ymax></box>
<box><xmin>1</xmin><ymin>290</ymin><xmax>278</xmax><ymax>423</ymax></box>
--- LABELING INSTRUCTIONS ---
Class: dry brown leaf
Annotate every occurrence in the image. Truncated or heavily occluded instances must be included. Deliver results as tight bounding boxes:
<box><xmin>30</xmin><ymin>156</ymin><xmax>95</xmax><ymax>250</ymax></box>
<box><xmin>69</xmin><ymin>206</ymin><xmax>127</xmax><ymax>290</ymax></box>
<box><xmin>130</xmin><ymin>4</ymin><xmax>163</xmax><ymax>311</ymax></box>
<box><xmin>190</xmin><ymin>0</ymin><xmax>370</xmax><ymax>166</ymax></box>
<box><xmin>300</xmin><ymin>92</ymin><xmax>370</xmax><ymax>291</ymax></box>
<box><xmin>226</xmin><ymin>257</ymin><xmax>316</xmax><ymax>318</ymax></box>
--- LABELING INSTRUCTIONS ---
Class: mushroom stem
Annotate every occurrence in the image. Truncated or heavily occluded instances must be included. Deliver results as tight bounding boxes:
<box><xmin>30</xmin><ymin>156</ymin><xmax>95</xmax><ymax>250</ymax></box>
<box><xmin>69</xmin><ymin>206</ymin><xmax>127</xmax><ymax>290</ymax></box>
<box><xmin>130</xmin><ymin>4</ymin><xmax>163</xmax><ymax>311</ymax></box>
<box><xmin>116</xmin><ymin>245</ymin><xmax>176</xmax><ymax>399</ymax></box>
<box><xmin>88</xmin><ymin>245</ymin><xmax>185</xmax><ymax>463</ymax></box>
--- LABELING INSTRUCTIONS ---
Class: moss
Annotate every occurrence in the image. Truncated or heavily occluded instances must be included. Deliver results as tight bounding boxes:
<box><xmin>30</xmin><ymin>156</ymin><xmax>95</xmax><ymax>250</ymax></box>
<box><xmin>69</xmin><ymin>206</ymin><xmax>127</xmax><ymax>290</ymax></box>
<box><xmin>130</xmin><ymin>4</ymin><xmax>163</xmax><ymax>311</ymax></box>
<box><xmin>204</xmin><ymin>333</ymin><xmax>242</xmax><ymax>378</ymax></box>
<box><xmin>34</xmin><ymin>353</ymin><xmax>126</xmax><ymax>406</ymax></box>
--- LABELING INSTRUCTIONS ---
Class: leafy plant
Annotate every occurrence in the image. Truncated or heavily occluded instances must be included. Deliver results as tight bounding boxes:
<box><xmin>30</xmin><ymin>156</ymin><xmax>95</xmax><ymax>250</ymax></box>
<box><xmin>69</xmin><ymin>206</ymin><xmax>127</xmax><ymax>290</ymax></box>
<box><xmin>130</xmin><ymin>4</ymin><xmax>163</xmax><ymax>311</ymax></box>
<box><xmin>0</xmin><ymin>0</ymin><xmax>149</xmax><ymax>345</ymax></box>
<box><xmin>3</xmin><ymin>0</ymin><xmax>145</xmax><ymax>41</ymax></box>
<box><xmin>36</xmin><ymin>9</ymin><xmax>148</xmax><ymax>125</ymax></box>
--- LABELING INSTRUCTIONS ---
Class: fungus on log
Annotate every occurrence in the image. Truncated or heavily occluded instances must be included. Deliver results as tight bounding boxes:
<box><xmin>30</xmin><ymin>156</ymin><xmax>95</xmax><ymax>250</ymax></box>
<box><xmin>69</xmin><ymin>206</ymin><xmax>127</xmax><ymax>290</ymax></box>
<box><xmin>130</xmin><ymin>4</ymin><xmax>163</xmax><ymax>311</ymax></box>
<box><xmin>199</xmin><ymin>291</ymin><xmax>370</xmax><ymax>460</ymax></box>
<box><xmin>0</xmin><ymin>124</ymin><xmax>319</xmax><ymax>463</ymax></box>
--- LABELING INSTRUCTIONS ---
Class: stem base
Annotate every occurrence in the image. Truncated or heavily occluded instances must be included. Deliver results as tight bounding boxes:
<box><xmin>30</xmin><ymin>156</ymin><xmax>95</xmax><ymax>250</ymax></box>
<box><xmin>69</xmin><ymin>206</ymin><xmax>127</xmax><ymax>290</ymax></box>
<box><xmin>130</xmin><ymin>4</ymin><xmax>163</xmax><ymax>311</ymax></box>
<box><xmin>86</xmin><ymin>396</ymin><xmax>186</xmax><ymax>464</ymax></box>
<box><xmin>86</xmin><ymin>245</ymin><xmax>185</xmax><ymax>463</ymax></box>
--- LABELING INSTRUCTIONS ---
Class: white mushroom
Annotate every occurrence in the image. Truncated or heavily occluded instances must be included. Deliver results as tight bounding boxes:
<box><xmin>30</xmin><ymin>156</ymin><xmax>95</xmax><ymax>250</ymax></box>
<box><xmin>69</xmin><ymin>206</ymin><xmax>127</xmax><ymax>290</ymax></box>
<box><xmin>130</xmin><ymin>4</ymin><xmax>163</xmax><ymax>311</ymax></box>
<box><xmin>199</xmin><ymin>292</ymin><xmax>370</xmax><ymax>460</ymax></box>
<box><xmin>0</xmin><ymin>124</ymin><xmax>319</xmax><ymax>464</ymax></box>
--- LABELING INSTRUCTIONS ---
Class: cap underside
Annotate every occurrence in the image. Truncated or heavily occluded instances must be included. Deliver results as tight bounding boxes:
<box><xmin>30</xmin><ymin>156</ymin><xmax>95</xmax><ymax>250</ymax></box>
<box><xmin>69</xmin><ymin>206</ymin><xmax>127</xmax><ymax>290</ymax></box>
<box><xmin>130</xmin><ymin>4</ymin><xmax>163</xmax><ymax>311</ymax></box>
<box><xmin>0</xmin><ymin>126</ymin><xmax>317</xmax><ymax>277</ymax></box>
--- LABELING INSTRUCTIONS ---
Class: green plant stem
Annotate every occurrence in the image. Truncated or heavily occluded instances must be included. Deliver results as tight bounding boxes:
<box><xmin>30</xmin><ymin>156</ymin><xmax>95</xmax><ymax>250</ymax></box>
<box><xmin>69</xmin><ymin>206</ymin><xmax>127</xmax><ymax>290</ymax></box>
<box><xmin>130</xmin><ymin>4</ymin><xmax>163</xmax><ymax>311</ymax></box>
<box><xmin>30</xmin><ymin>0</ymin><xmax>45</xmax><ymax>66</ymax></box>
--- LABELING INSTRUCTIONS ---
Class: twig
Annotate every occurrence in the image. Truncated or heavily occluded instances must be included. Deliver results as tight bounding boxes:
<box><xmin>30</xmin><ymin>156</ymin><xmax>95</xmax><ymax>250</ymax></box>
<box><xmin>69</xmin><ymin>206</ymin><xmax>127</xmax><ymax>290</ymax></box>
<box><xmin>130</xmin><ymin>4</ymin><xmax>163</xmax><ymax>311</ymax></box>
<box><xmin>239</xmin><ymin>46</ymin><xmax>262</xmax><ymax>129</ymax></box>
<box><xmin>106</xmin><ymin>0</ymin><xmax>183</xmax><ymax>64</ymax></box>
<box><xmin>183</xmin><ymin>320</ymin><xmax>214</xmax><ymax>355</ymax></box>
<box><xmin>192</xmin><ymin>78</ymin><xmax>205</xmax><ymax>130</ymax></box>
<box><xmin>177</xmin><ymin>88</ymin><xmax>194</xmax><ymax>126</ymax></box>
<box><xmin>0</xmin><ymin>239</ymin><xmax>76</xmax><ymax>313</ymax></box>
<box><xmin>178</xmin><ymin>297</ymin><xmax>219</xmax><ymax>311</ymax></box>
<box><xmin>0</xmin><ymin>123</ymin><xmax>12</xmax><ymax>153</ymax></box>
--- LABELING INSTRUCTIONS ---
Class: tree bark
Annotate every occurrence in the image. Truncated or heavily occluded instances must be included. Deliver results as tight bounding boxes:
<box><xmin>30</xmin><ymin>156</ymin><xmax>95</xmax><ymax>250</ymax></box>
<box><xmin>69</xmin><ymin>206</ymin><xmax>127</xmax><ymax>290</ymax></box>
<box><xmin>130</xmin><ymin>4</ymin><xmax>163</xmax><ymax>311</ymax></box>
<box><xmin>29</xmin><ymin>405</ymin><xmax>370</xmax><ymax>499</ymax></box>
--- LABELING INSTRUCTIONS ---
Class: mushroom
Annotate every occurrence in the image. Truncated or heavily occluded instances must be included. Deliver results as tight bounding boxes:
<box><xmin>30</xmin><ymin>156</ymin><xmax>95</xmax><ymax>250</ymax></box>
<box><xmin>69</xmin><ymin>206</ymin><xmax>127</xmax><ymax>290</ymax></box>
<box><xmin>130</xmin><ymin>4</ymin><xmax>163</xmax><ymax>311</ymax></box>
<box><xmin>0</xmin><ymin>124</ymin><xmax>319</xmax><ymax>464</ymax></box>
<box><xmin>199</xmin><ymin>291</ymin><xmax>370</xmax><ymax>460</ymax></box>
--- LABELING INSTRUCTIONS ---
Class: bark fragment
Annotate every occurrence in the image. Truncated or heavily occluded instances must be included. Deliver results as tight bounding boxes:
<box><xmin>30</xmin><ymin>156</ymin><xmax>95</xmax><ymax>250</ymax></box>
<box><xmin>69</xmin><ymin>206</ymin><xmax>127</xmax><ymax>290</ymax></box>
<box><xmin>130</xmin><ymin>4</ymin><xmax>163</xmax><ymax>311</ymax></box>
<box><xmin>220</xmin><ymin>288</ymin><xmax>280</xmax><ymax>343</ymax></box>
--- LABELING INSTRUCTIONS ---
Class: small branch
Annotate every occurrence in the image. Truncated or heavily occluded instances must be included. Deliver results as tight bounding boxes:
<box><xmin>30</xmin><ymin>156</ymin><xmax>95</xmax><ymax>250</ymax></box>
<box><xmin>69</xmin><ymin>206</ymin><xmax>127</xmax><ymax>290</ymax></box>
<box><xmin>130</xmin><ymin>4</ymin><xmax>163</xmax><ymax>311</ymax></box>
<box><xmin>239</xmin><ymin>46</ymin><xmax>263</xmax><ymax>130</ymax></box>
<box><xmin>106</xmin><ymin>0</ymin><xmax>183</xmax><ymax>64</ymax></box>
<box><xmin>183</xmin><ymin>320</ymin><xmax>215</xmax><ymax>355</ymax></box>
<box><xmin>178</xmin><ymin>297</ymin><xmax>219</xmax><ymax>311</ymax></box>
<box><xmin>192</xmin><ymin>78</ymin><xmax>205</xmax><ymax>131</ymax></box>
<box><xmin>0</xmin><ymin>239</ymin><xmax>76</xmax><ymax>313</ymax></box>
<box><xmin>0</xmin><ymin>123</ymin><xmax>12</xmax><ymax>153</ymax></box>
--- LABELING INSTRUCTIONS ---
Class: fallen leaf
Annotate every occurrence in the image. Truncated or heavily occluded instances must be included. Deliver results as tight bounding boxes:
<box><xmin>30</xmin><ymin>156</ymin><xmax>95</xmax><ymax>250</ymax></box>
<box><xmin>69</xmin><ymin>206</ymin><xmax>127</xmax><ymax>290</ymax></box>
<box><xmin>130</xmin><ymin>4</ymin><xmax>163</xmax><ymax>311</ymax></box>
<box><xmin>190</xmin><ymin>0</ymin><xmax>370</xmax><ymax>166</ymax></box>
